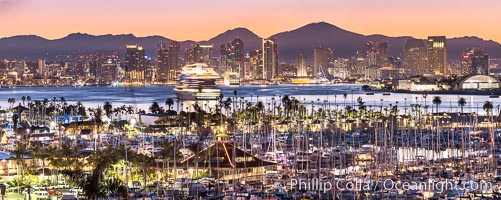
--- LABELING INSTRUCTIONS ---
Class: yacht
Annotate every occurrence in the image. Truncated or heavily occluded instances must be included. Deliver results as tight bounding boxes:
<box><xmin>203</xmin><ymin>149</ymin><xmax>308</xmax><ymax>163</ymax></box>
<box><xmin>174</xmin><ymin>63</ymin><xmax>222</xmax><ymax>100</ymax></box>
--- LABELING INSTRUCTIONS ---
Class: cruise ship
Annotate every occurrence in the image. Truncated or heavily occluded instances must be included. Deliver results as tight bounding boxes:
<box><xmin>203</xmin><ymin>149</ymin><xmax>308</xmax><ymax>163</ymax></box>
<box><xmin>174</xmin><ymin>63</ymin><xmax>222</xmax><ymax>100</ymax></box>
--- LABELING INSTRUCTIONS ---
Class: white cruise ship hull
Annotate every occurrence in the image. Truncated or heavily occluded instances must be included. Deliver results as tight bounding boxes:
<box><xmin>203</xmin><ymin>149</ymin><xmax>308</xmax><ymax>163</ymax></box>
<box><xmin>174</xmin><ymin>87</ymin><xmax>221</xmax><ymax>100</ymax></box>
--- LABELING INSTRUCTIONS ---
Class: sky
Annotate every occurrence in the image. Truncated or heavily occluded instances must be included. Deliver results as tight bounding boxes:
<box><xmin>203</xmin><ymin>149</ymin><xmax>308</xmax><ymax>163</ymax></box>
<box><xmin>1</xmin><ymin>0</ymin><xmax>500</xmax><ymax>42</ymax></box>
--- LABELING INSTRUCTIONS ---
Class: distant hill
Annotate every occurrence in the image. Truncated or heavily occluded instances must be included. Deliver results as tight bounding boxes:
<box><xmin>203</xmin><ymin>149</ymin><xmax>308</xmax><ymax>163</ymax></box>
<box><xmin>1</xmin><ymin>22</ymin><xmax>500</xmax><ymax>62</ymax></box>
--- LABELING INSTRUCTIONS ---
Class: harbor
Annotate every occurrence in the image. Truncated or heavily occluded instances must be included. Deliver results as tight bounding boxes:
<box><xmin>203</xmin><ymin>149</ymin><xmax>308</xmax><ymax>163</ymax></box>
<box><xmin>0</xmin><ymin>84</ymin><xmax>501</xmax><ymax>199</ymax></box>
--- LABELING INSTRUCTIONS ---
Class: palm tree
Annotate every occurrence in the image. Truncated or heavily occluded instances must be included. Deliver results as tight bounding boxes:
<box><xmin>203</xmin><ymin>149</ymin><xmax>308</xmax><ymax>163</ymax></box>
<box><xmin>458</xmin><ymin>97</ymin><xmax>467</xmax><ymax>113</ymax></box>
<box><xmin>21</xmin><ymin>96</ymin><xmax>26</xmax><ymax>106</ymax></box>
<box><xmin>149</xmin><ymin>101</ymin><xmax>161</xmax><ymax>114</ymax></box>
<box><xmin>187</xmin><ymin>142</ymin><xmax>203</xmax><ymax>178</ymax></box>
<box><xmin>483</xmin><ymin>101</ymin><xmax>494</xmax><ymax>116</ymax></box>
<box><xmin>223</xmin><ymin>97</ymin><xmax>232</xmax><ymax>116</ymax></box>
<box><xmin>157</xmin><ymin>140</ymin><xmax>181</xmax><ymax>179</ymax></box>
<box><xmin>165</xmin><ymin>98</ymin><xmax>174</xmax><ymax>112</ymax></box>
<box><xmin>7</xmin><ymin>98</ymin><xmax>15</xmax><ymax>109</ymax></box>
<box><xmin>432</xmin><ymin>96</ymin><xmax>442</xmax><ymax>113</ymax></box>
<box><xmin>103</xmin><ymin>102</ymin><xmax>113</xmax><ymax>117</ymax></box>
<box><xmin>11</xmin><ymin>142</ymin><xmax>29</xmax><ymax>187</ymax></box>
<box><xmin>282</xmin><ymin>95</ymin><xmax>291</xmax><ymax>118</ymax></box>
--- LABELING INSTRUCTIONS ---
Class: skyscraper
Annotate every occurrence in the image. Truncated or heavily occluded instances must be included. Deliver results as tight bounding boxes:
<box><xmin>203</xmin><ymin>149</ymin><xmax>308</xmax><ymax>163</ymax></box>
<box><xmin>220</xmin><ymin>38</ymin><xmax>245</xmax><ymax>76</ymax></box>
<box><xmin>472</xmin><ymin>51</ymin><xmax>489</xmax><ymax>75</ymax></box>
<box><xmin>313</xmin><ymin>47</ymin><xmax>333</xmax><ymax>77</ymax></box>
<box><xmin>231</xmin><ymin>38</ymin><xmax>244</xmax><ymax>63</ymax></box>
<box><xmin>427</xmin><ymin>36</ymin><xmax>447</xmax><ymax>76</ymax></box>
<box><xmin>38</xmin><ymin>58</ymin><xmax>45</xmax><ymax>77</ymax></box>
<box><xmin>462</xmin><ymin>48</ymin><xmax>489</xmax><ymax>75</ymax></box>
<box><xmin>296</xmin><ymin>54</ymin><xmax>307</xmax><ymax>77</ymax></box>
<box><xmin>249</xmin><ymin>50</ymin><xmax>263</xmax><ymax>80</ymax></box>
<box><xmin>167</xmin><ymin>42</ymin><xmax>180</xmax><ymax>82</ymax></box>
<box><xmin>125</xmin><ymin>45</ymin><xmax>146</xmax><ymax>83</ymax></box>
<box><xmin>231</xmin><ymin>38</ymin><xmax>244</xmax><ymax>77</ymax></box>
<box><xmin>186</xmin><ymin>44</ymin><xmax>214</xmax><ymax>65</ymax></box>
<box><xmin>156</xmin><ymin>41</ymin><xmax>169</xmax><ymax>82</ymax></box>
<box><xmin>377</xmin><ymin>42</ymin><xmax>388</xmax><ymax>64</ymax></box>
<box><xmin>404</xmin><ymin>39</ymin><xmax>428</xmax><ymax>76</ymax></box>
<box><xmin>262</xmin><ymin>38</ymin><xmax>278</xmax><ymax>81</ymax></box>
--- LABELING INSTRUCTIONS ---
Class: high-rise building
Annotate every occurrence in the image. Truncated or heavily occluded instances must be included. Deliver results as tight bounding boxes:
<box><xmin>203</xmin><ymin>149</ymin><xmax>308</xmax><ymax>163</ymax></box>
<box><xmin>377</xmin><ymin>42</ymin><xmax>388</xmax><ymax>64</ymax></box>
<box><xmin>472</xmin><ymin>52</ymin><xmax>489</xmax><ymax>75</ymax></box>
<box><xmin>186</xmin><ymin>44</ymin><xmax>214</xmax><ymax>65</ymax></box>
<box><xmin>462</xmin><ymin>48</ymin><xmax>489</xmax><ymax>75</ymax></box>
<box><xmin>231</xmin><ymin>38</ymin><xmax>244</xmax><ymax>77</ymax></box>
<box><xmin>427</xmin><ymin>36</ymin><xmax>447</xmax><ymax>76</ymax></box>
<box><xmin>220</xmin><ymin>38</ymin><xmax>245</xmax><ymax>76</ymax></box>
<box><xmin>37</xmin><ymin>58</ymin><xmax>46</xmax><ymax>77</ymax></box>
<box><xmin>100</xmin><ymin>53</ymin><xmax>120</xmax><ymax>84</ymax></box>
<box><xmin>313</xmin><ymin>47</ymin><xmax>333</xmax><ymax>77</ymax></box>
<box><xmin>262</xmin><ymin>38</ymin><xmax>278</xmax><ymax>80</ymax></box>
<box><xmin>332</xmin><ymin>58</ymin><xmax>349</xmax><ymax>79</ymax></box>
<box><xmin>249</xmin><ymin>50</ymin><xmax>262</xmax><ymax>80</ymax></box>
<box><xmin>403</xmin><ymin>39</ymin><xmax>428</xmax><ymax>76</ymax></box>
<box><xmin>231</xmin><ymin>38</ymin><xmax>244</xmax><ymax>63</ymax></box>
<box><xmin>156</xmin><ymin>41</ymin><xmax>169</xmax><ymax>82</ymax></box>
<box><xmin>296</xmin><ymin>54</ymin><xmax>307</xmax><ymax>77</ymax></box>
<box><xmin>125</xmin><ymin>45</ymin><xmax>146</xmax><ymax>83</ymax></box>
<box><xmin>349</xmin><ymin>51</ymin><xmax>367</xmax><ymax>79</ymax></box>
<box><xmin>167</xmin><ymin>42</ymin><xmax>180</xmax><ymax>82</ymax></box>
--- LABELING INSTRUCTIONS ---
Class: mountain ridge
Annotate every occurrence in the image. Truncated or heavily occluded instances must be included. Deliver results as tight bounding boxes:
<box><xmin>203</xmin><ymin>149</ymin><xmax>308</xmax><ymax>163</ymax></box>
<box><xmin>1</xmin><ymin>22</ymin><xmax>500</xmax><ymax>61</ymax></box>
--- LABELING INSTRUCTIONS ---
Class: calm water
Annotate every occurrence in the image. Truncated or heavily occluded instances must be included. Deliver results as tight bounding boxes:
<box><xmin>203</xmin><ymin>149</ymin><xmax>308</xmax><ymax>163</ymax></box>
<box><xmin>0</xmin><ymin>84</ymin><xmax>499</xmax><ymax>114</ymax></box>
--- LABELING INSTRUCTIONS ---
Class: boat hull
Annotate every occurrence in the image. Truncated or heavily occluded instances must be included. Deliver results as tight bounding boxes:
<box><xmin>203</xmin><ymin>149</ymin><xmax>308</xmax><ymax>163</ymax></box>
<box><xmin>174</xmin><ymin>87</ymin><xmax>221</xmax><ymax>100</ymax></box>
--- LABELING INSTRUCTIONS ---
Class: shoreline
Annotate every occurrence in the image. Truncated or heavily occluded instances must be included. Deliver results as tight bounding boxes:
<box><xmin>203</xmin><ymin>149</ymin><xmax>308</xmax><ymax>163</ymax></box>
<box><xmin>388</xmin><ymin>89</ymin><xmax>501</xmax><ymax>96</ymax></box>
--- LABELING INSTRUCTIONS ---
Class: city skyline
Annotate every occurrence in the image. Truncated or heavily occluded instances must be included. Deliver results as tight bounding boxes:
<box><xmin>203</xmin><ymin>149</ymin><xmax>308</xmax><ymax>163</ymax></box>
<box><xmin>1</xmin><ymin>0</ymin><xmax>500</xmax><ymax>43</ymax></box>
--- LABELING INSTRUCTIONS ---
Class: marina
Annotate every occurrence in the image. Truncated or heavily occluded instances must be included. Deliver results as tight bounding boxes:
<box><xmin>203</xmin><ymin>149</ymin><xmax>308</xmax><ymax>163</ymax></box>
<box><xmin>0</xmin><ymin>85</ymin><xmax>501</xmax><ymax>199</ymax></box>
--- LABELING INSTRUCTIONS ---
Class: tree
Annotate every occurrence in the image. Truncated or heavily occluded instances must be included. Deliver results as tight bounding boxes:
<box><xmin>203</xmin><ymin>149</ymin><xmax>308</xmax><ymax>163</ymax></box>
<box><xmin>165</xmin><ymin>98</ymin><xmax>174</xmax><ymax>112</ymax></box>
<box><xmin>432</xmin><ymin>96</ymin><xmax>442</xmax><ymax>113</ymax></box>
<box><xmin>223</xmin><ymin>97</ymin><xmax>232</xmax><ymax>116</ymax></box>
<box><xmin>11</xmin><ymin>143</ymin><xmax>29</xmax><ymax>187</ymax></box>
<box><xmin>103</xmin><ymin>102</ymin><xmax>113</xmax><ymax>117</ymax></box>
<box><xmin>149</xmin><ymin>101</ymin><xmax>162</xmax><ymax>114</ymax></box>
<box><xmin>157</xmin><ymin>140</ymin><xmax>182</xmax><ymax>179</ymax></box>
<box><xmin>21</xmin><ymin>96</ymin><xmax>26</xmax><ymax>106</ymax></box>
<box><xmin>63</xmin><ymin>147</ymin><xmax>126</xmax><ymax>200</ymax></box>
<box><xmin>483</xmin><ymin>101</ymin><xmax>494</xmax><ymax>116</ymax></box>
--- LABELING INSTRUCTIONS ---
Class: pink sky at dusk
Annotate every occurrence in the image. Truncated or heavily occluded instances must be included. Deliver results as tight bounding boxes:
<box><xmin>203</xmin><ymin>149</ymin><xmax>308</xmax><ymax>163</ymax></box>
<box><xmin>1</xmin><ymin>0</ymin><xmax>500</xmax><ymax>42</ymax></box>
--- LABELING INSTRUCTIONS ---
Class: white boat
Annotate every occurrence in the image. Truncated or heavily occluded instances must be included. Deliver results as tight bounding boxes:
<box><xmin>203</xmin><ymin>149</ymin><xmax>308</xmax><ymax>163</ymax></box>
<box><xmin>174</xmin><ymin>63</ymin><xmax>222</xmax><ymax>100</ymax></box>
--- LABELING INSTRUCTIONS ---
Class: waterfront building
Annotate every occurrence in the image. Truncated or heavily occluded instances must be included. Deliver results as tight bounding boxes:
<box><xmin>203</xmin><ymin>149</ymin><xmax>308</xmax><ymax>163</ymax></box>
<box><xmin>455</xmin><ymin>74</ymin><xmax>500</xmax><ymax>90</ymax></box>
<box><xmin>461</xmin><ymin>48</ymin><xmax>489</xmax><ymax>75</ymax></box>
<box><xmin>249</xmin><ymin>50</ymin><xmax>262</xmax><ymax>80</ymax></box>
<box><xmin>331</xmin><ymin>58</ymin><xmax>349</xmax><ymax>79</ymax></box>
<box><xmin>185</xmin><ymin>43</ymin><xmax>214</xmax><ymax>66</ymax></box>
<box><xmin>296</xmin><ymin>54</ymin><xmax>307</xmax><ymax>77</ymax></box>
<box><xmin>427</xmin><ymin>36</ymin><xmax>447</xmax><ymax>76</ymax></box>
<box><xmin>125</xmin><ymin>44</ymin><xmax>146</xmax><ymax>84</ymax></box>
<box><xmin>220</xmin><ymin>38</ymin><xmax>245</xmax><ymax>79</ymax></box>
<box><xmin>156</xmin><ymin>41</ymin><xmax>169</xmax><ymax>83</ymax></box>
<box><xmin>167</xmin><ymin>42</ymin><xmax>180</xmax><ymax>83</ymax></box>
<box><xmin>262</xmin><ymin>38</ymin><xmax>278</xmax><ymax>81</ymax></box>
<box><xmin>37</xmin><ymin>58</ymin><xmax>46</xmax><ymax>77</ymax></box>
<box><xmin>100</xmin><ymin>53</ymin><xmax>120</xmax><ymax>84</ymax></box>
<box><xmin>403</xmin><ymin>39</ymin><xmax>428</xmax><ymax>76</ymax></box>
<box><xmin>313</xmin><ymin>47</ymin><xmax>333</xmax><ymax>77</ymax></box>
<box><xmin>179</xmin><ymin>141</ymin><xmax>276</xmax><ymax>180</ymax></box>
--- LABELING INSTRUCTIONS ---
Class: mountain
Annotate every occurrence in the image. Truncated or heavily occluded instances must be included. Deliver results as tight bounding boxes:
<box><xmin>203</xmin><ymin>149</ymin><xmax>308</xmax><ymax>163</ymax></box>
<box><xmin>1</xmin><ymin>22</ymin><xmax>501</xmax><ymax>61</ymax></box>
<box><xmin>204</xmin><ymin>28</ymin><xmax>262</xmax><ymax>52</ymax></box>
<box><xmin>271</xmin><ymin>22</ymin><xmax>501</xmax><ymax>61</ymax></box>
